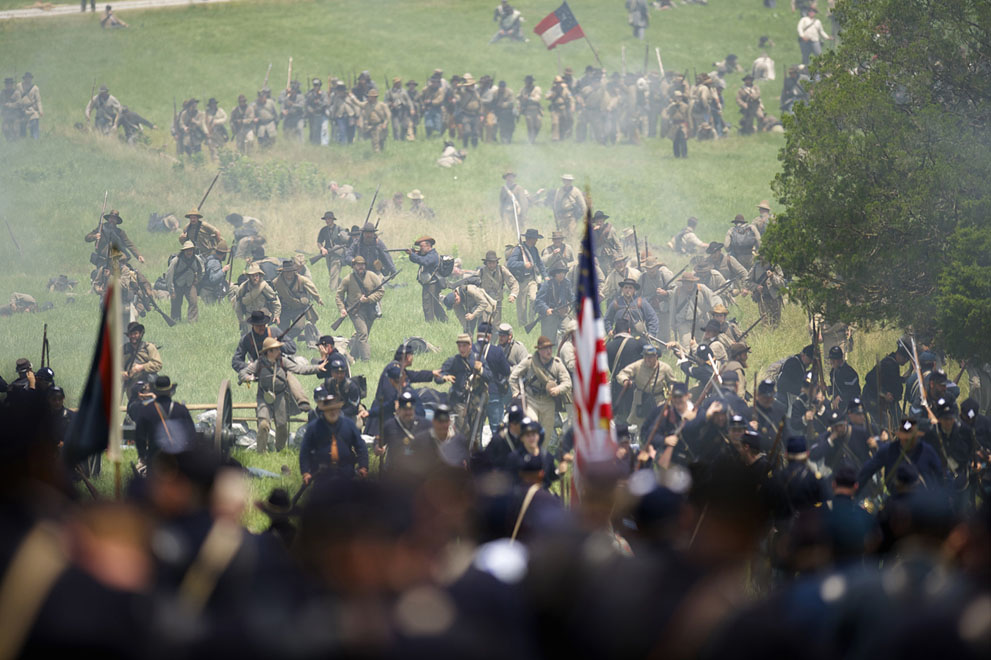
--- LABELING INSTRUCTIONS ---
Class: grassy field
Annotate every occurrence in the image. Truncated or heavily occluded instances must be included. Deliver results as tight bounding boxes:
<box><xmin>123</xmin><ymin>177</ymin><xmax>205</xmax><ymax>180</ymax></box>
<box><xmin>1</xmin><ymin>1</ymin><xmax>939</xmax><ymax>528</ymax></box>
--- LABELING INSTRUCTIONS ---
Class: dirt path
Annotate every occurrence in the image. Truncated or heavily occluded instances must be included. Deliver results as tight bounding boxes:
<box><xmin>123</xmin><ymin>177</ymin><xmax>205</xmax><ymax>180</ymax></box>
<box><xmin>0</xmin><ymin>0</ymin><xmax>231</xmax><ymax>22</ymax></box>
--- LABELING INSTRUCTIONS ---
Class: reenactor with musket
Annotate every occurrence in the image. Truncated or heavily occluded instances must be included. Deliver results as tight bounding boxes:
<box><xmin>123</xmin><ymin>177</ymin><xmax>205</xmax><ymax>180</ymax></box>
<box><xmin>662</xmin><ymin>89</ymin><xmax>690</xmax><ymax>158</ymax></box>
<box><xmin>443</xmin><ymin>283</ymin><xmax>496</xmax><ymax>337</ymax></box>
<box><xmin>360</xmin><ymin>88</ymin><xmax>391</xmax><ymax>152</ymax></box>
<box><xmin>640</xmin><ymin>256</ymin><xmax>677</xmax><ymax>341</ymax></box>
<box><xmin>479</xmin><ymin>250</ymin><xmax>519</xmax><ymax>327</ymax></box>
<box><xmin>438</xmin><ymin>334</ymin><xmax>490</xmax><ymax>446</ymax></box>
<box><xmin>507</xmin><ymin>228</ymin><xmax>546</xmax><ymax>328</ymax></box>
<box><xmin>86</xmin><ymin>209</ymin><xmax>145</xmax><ymax>266</ymax></box>
<box><xmin>518</xmin><ymin>75</ymin><xmax>542</xmax><ymax>143</ymax></box>
<box><xmin>616</xmin><ymin>344</ymin><xmax>677</xmax><ymax>429</ymax></box>
<box><xmin>85</xmin><ymin>84</ymin><xmax>121</xmax><ymax>135</ymax></box>
<box><xmin>234</xmin><ymin>263</ymin><xmax>282</xmax><ymax>333</ymax></box>
<box><xmin>305</xmin><ymin>78</ymin><xmax>329</xmax><ymax>145</ymax></box>
<box><xmin>604</xmin><ymin>278</ymin><xmax>659</xmax><ymax>338</ymax></box>
<box><xmin>122</xmin><ymin>321</ymin><xmax>162</xmax><ymax>393</ymax></box>
<box><xmin>493</xmin><ymin>80</ymin><xmax>516</xmax><ymax>143</ymax></box>
<box><xmin>199</xmin><ymin>241</ymin><xmax>230</xmax><ymax>304</ymax></box>
<box><xmin>312</xmin><ymin>211</ymin><xmax>349</xmax><ymax>292</ymax></box>
<box><xmin>736</xmin><ymin>74</ymin><xmax>765</xmax><ymax>135</ymax></box>
<box><xmin>231</xmin><ymin>310</ymin><xmax>298</xmax><ymax>373</ymax></box>
<box><xmin>385</xmin><ymin>77</ymin><xmax>415</xmax><ymax>142</ymax></box>
<box><xmin>203</xmin><ymin>98</ymin><xmax>228</xmax><ymax>160</ymax></box>
<box><xmin>547</xmin><ymin>76</ymin><xmax>574</xmax><ymax>141</ymax></box>
<box><xmin>346</xmin><ymin>222</ymin><xmax>397</xmax><ymax>276</ymax></box>
<box><xmin>179</xmin><ymin>208</ymin><xmax>223</xmax><ymax>256</ymax></box>
<box><xmin>454</xmin><ymin>75</ymin><xmax>482</xmax><ymax>148</ymax></box>
<box><xmin>272</xmin><ymin>260</ymin><xmax>322</xmax><ymax>341</ymax></box>
<box><xmin>229</xmin><ymin>94</ymin><xmax>256</xmax><ymax>153</ymax></box>
<box><xmin>500</xmin><ymin>171</ymin><xmax>529</xmax><ymax>227</ymax></box>
<box><xmin>252</xmin><ymin>88</ymin><xmax>279</xmax><ymax>148</ymax></box>
<box><xmin>176</xmin><ymin>98</ymin><xmax>208</xmax><ymax>155</ymax></box>
<box><xmin>165</xmin><ymin>241</ymin><xmax>203</xmax><ymax>323</ymax></box>
<box><xmin>540</xmin><ymin>230</ymin><xmax>576</xmax><ymax>274</ymax></box>
<box><xmin>746</xmin><ymin>256</ymin><xmax>785</xmax><ymax>327</ymax></box>
<box><xmin>336</xmin><ymin>256</ymin><xmax>384</xmax><ymax>362</ymax></box>
<box><xmin>533</xmin><ymin>264</ymin><xmax>573</xmax><ymax>341</ymax></box>
<box><xmin>510</xmin><ymin>335</ymin><xmax>572</xmax><ymax>451</ymax></box>
<box><xmin>552</xmin><ymin>174</ymin><xmax>587</xmax><ymax>236</ymax></box>
<box><xmin>407</xmin><ymin>235</ymin><xmax>448</xmax><ymax>323</ymax></box>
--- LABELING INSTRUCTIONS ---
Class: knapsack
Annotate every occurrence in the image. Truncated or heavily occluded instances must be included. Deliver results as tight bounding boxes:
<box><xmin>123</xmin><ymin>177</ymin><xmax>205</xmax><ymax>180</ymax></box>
<box><xmin>438</xmin><ymin>255</ymin><xmax>455</xmax><ymax>278</ymax></box>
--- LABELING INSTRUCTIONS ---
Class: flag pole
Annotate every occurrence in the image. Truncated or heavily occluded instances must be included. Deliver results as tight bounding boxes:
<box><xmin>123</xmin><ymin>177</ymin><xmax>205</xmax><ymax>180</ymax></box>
<box><xmin>109</xmin><ymin>248</ymin><xmax>124</xmax><ymax>499</ymax></box>
<box><xmin>583</xmin><ymin>34</ymin><xmax>603</xmax><ymax>67</ymax></box>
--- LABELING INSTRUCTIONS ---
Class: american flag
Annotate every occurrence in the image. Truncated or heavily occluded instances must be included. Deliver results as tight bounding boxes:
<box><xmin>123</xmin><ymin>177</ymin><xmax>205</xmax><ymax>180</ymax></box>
<box><xmin>572</xmin><ymin>205</ymin><xmax>616</xmax><ymax>501</ymax></box>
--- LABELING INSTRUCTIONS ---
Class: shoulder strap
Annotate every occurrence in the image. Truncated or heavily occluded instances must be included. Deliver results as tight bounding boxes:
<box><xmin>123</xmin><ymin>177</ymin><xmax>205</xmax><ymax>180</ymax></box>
<box><xmin>510</xmin><ymin>483</ymin><xmax>542</xmax><ymax>543</ymax></box>
<box><xmin>611</xmin><ymin>337</ymin><xmax>631</xmax><ymax>375</ymax></box>
<box><xmin>178</xmin><ymin>520</ymin><xmax>244</xmax><ymax>614</ymax></box>
<box><xmin>0</xmin><ymin>523</ymin><xmax>67</xmax><ymax>660</ymax></box>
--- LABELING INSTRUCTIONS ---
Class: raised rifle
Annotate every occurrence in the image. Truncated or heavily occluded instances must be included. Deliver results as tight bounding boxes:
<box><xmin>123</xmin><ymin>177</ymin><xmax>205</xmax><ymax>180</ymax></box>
<box><xmin>766</xmin><ymin>418</ymin><xmax>788</xmax><ymax>469</ymax></box>
<box><xmin>4</xmin><ymin>219</ymin><xmax>21</xmax><ymax>254</ymax></box>
<box><xmin>331</xmin><ymin>270</ymin><xmax>400</xmax><ymax>331</ymax></box>
<box><xmin>736</xmin><ymin>313</ymin><xmax>767</xmax><ymax>342</ymax></box>
<box><xmin>277</xmin><ymin>303</ymin><xmax>313</xmax><ymax>341</ymax></box>
<box><xmin>689</xmin><ymin>286</ymin><xmax>700</xmax><ymax>345</ymax></box>
<box><xmin>198</xmin><ymin>171</ymin><xmax>221</xmax><ymax>211</ymax></box>
<box><xmin>660</xmin><ymin>262</ymin><xmax>689</xmax><ymax>290</ymax></box>
<box><xmin>655</xmin><ymin>47</ymin><xmax>665</xmax><ymax>77</ymax></box>
<box><xmin>364</xmin><ymin>183</ymin><xmax>381</xmax><ymax>227</ymax></box>
<box><xmin>633</xmin><ymin>224</ymin><xmax>642</xmax><ymax>271</ymax></box>
<box><xmin>286</xmin><ymin>56</ymin><xmax>293</xmax><ymax>92</ymax></box>
<box><xmin>263</xmin><ymin>62</ymin><xmax>272</xmax><ymax>89</ymax></box>
<box><xmin>225</xmin><ymin>244</ymin><xmax>236</xmax><ymax>286</ymax></box>
<box><xmin>171</xmin><ymin>97</ymin><xmax>180</xmax><ymax>155</ymax></box>
<box><xmin>41</xmin><ymin>323</ymin><xmax>50</xmax><ymax>368</ymax></box>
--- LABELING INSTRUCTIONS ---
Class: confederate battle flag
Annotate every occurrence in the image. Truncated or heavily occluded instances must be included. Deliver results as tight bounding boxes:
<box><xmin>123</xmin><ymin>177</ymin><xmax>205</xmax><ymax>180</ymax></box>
<box><xmin>533</xmin><ymin>2</ymin><xmax>586</xmax><ymax>50</ymax></box>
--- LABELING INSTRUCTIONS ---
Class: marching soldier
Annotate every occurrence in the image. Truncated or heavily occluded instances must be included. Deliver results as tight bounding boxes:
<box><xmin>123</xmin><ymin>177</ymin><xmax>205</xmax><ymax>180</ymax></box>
<box><xmin>546</xmin><ymin>76</ymin><xmax>574</xmax><ymax>141</ymax></box>
<box><xmin>165</xmin><ymin>241</ymin><xmax>202</xmax><ymax>323</ymax></box>
<box><xmin>14</xmin><ymin>72</ymin><xmax>42</xmax><ymax>139</ymax></box>
<box><xmin>377</xmin><ymin>391</ymin><xmax>430</xmax><ymax>473</ymax></box>
<box><xmin>121</xmin><ymin>321</ymin><xmax>162</xmax><ymax>393</ymax></box>
<box><xmin>231</xmin><ymin>310</ymin><xmax>298</xmax><ymax>373</ymax></box>
<box><xmin>497</xmin><ymin>323</ymin><xmax>529</xmax><ymax>368</ymax></box>
<box><xmin>540</xmin><ymin>231</ymin><xmax>576</xmax><ymax>274</ymax></box>
<box><xmin>617</xmin><ymin>344</ymin><xmax>676</xmax><ymax>428</ymax></box>
<box><xmin>552</xmin><ymin>174</ymin><xmax>587</xmax><ymax>236</ymax></box>
<box><xmin>315</xmin><ymin>211</ymin><xmax>349</xmax><ymax>292</ymax></box>
<box><xmin>272</xmin><ymin>260</ymin><xmax>323</xmax><ymax>341</ymax></box>
<box><xmin>443</xmin><ymin>283</ymin><xmax>496</xmax><ymax>336</ymax></box>
<box><xmin>455</xmin><ymin>75</ymin><xmax>482</xmax><ymax>148</ymax></box>
<box><xmin>301</xmin><ymin>388</ymin><xmax>369</xmax><ymax>480</ymax></box>
<box><xmin>178</xmin><ymin>208</ymin><xmax>223</xmax><ymax>256</ymax></box>
<box><xmin>408</xmin><ymin>235</ymin><xmax>448</xmax><ymax>323</ymax></box>
<box><xmin>279</xmin><ymin>81</ymin><xmax>306</xmax><ymax>142</ymax></box>
<box><xmin>336</xmin><ymin>256</ymin><xmax>384</xmax><ymax>361</ymax></box>
<box><xmin>305</xmin><ymin>78</ymin><xmax>329</xmax><ymax>145</ymax></box>
<box><xmin>438</xmin><ymin>334</ymin><xmax>489</xmax><ymax>443</ymax></box>
<box><xmin>602</xmin><ymin>255</ymin><xmax>642</xmax><ymax>306</ymax></box>
<box><xmin>479</xmin><ymin>250</ymin><xmax>519</xmax><ymax>327</ymax></box>
<box><xmin>534</xmin><ymin>264</ymin><xmax>573</xmax><ymax>341</ymax></box>
<box><xmin>668</xmin><ymin>271</ymin><xmax>717</xmax><ymax>348</ymax></box>
<box><xmin>346</xmin><ymin>222</ymin><xmax>397</xmax><ymax>276</ymax></box>
<box><xmin>360</xmin><ymin>88</ymin><xmax>391</xmax><ymax>152</ymax></box>
<box><xmin>862</xmin><ymin>343</ymin><xmax>911</xmax><ymax>432</ymax></box>
<box><xmin>385</xmin><ymin>77</ymin><xmax>415</xmax><ymax>142</ymax></box>
<box><xmin>518</xmin><ymin>75</ymin><xmax>542</xmax><ymax>143</ymax></box>
<box><xmin>234</xmin><ymin>263</ymin><xmax>281</xmax><ymax>332</ymax></box>
<box><xmin>511</xmin><ymin>336</ymin><xmax>572</xmax><ymax>450</ymax></box>
<box><xmin>252</xmin><ymin>88</ymin><xmax>279</xmax><ymax>148</ymax></box>
<box><xmin>724</xmin><ymin>214</ymin><xmax>761</xmax><ymax>269</ymax></box>
<box><xmin>640</xmin><ymin>256</ymin><xmax>676</xmax><ymax>341</ymax></box>
<box><xmin>591</xmin><ymin>211</ymin><xmax>623</xmax><ymax>263</ymax></box>
<box><xmin>229</xmin><ymin>94</ymin><xmax>256</xmax><ymax>153</ymax></box>
<box><xmin>85</xmin><ymin>84</ymin><xmax>120</xmax><ymax>135</ymax></box>
<box><xmin>736</xmin><ymin>74</ymin><xmax>765</xmax><ymax>136</ymax></box>
<box><xmin>85</xmin><ymin>209</ymin><xmax>145</xmax><ymax>264</ymax></box>
<box><xmin>499</xmin><ymin>171</ymin><xmax>529</xmax><ymax>227</ymax></box>
<box><xmin>604</xmin><ymin>278</ymin><xmax>659</xmax><ymax>338</ymax></box>
<box><xmin>493</xmin><ymin>80</ymin><xmax>516</xmax><ymax>143</ymax></box>
<box><xmin>177</xmin><ymin>98</ymin><xmax>207</xmax><ymax>155</ymax></box>
<box><xmin>747</xmin><ymin>256</ymin><xmax>785</xmax><ymax>326</ymax></box>
<box><xmin>239</xmin><ymin>337</ymin><xmax>320</xmax><ymax>453</ymax></box>
<box><xmin>204</xmin><ymin>98</ymin><xmax>228</xmax><ymax>160</ymax></box>
<box><xmin>507</xmin><ymin>228</ymin><xmax>547</xmax><ymax>327</ymax></box>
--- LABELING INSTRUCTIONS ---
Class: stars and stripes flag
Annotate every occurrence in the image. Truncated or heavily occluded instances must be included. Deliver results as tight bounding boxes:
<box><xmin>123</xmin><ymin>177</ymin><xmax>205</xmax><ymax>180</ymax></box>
<box><xmin>533</xmin><ymin>2</ymin><xmax>586</xmax><ymax>50</ymax></box>
<box><xmin>571</xmin><ymin>205</ymin><xmax>617</xmax><ymax>502</ymax></box>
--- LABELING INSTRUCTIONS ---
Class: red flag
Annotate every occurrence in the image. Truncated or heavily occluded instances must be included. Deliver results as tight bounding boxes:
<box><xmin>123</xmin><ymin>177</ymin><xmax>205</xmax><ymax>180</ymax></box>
<box><xmin>533</xmin><ymin>2</ymin><xmax>585</xmax><ymax>50</ymax></box>
<box><xmin>571</xmin><ymin>208</ymin><xmax>617</xmax><ymax>502</ymax></box>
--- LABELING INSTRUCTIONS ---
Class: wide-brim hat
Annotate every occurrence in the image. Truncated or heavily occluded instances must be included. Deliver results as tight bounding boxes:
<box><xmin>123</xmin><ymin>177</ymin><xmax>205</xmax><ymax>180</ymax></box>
<box><xmin>321</xmin><ymin>211</ymin><xmax>336</xmax><ymax>220</ymax></box>
<box><xmin>642</xmin><ymin>256</ymin><xmax>661</xmax><ymax>269</ymax></box>
<box><xmin>619</xmin><ymin>278</ymin><xmax>640</xmax><ymax>290</ymax></box>
<box><xmin>126</xmin><ymin>321</ymin><xmax>145</xmax><ymax>334</ymax></box>
<box><xmin>261</xmin><ymin>337</ymin><xmax>283</xmax><ymax>352</ymax></box>
<box><xmin>535</xmin><ymin>336</ymin><xmax>554</xmax><ymax>349</ymax></box>
<box><xmin>483</xmin><ymin>250</ymin><xmax>500</xmax><ymax>262</ymax></box>
<box><xmin>560</xmin><ymin>174</ymin><xmax>575</xmax><ymax>182</ymax></box>
<box><xmin>367</xmin><ymin>89</ymin><xmax>379</xmax><ymax>97</ymax></box>
<box><xmin>757</xmin><ymin>200</ymin><xmax>771</xmax><ymax>210</ymax></box>
<box><xmin>255</xmin><ymin>488</ymin><xmax>292</xmax><ymax>519</ymax></box>
<box><xmin>244</xmin><ymin>264</ymin><xmax>264</xmax><ymax>276</ymax></box>
<box><xmin>591</xmin><ymin>211</ymin><xmax>609</xmax><ymax>221</ymax></box>
<box><xmin>153</xmin><ymin>375</ymin><xmax>176</xmax><ymax>396</ymax></box>
<box><xmin>185</xmin><ymin>208</ymin><xmax>203</xmax><ymax>218</ymax></box>
<box><xmin>711</xmin><ymin>303</ymin><xmax>729</xmax><ymax>315</ymax></box>
<box><xmin>406</xmin><ymin>189</ymin><xmax>424</xmax><ymax>200</ymax></box>
<box><xmin>502</xmin><ymin>171</ymin><xmax>516</xmax><ymax>179</ymax></box>
<box><xmin>103</xmin><ymin>209</ymin><xmax>123</xmax><ymax>223</ymax></box>
<box><xmin>180</xmin><ymin>240</ymin><xmax>195</xmax><ymax>250</ymax></box>
<box><xmin>732</xmin><ymin>214</ymin><xmax>747</xmax><ymax>224</ymax></box>
<box><xmin>414</xmin><ymin>235</ymin><xmax>435</xmax><ymax>246</ymax></box>
<box><xmin>277</xmin><ymin>260</ymin><xmax>298</xmax><ymax>272</ymax></box>
<box><xmin>523</xmin><ymin>228</ymin><xmax>543</xmax><ymax>240</ymax></box>
<box><xmin>729</xmin><ymin>343</ymin><xmax>750</xmax><ymax>358</ymax></box>
<box><xmin>351</xmin><ymin>255</ymin><xmax>367</xmax><ymax>265</ymax></box>
<box><xmin>361</xmin><ymin>222</ymin><xmax>377</xmax><ymax>233</ymax></box>
<box><xmin>548</xmin><ymin>264</ymin><xmax>569</xmax><ymax>275</ymax></box>
<box><xmin>247</xmin><ymin>310</ymin><xmax>271</xmax><ymax>325</ymax></box>
<box><xmin>680</xmin><ymin>272</ymin><xmax>699</xmax><ymax>282</ymax></box>
<box><xmin>214</xmin><ymin>239</ymin><xmax>230</xmax><ymax>254</ymax></box>
<box><xmin>551</xmin><ymin>230</ymin><xmax>565</xmax><ymax>240</ymax></box>
<box><xmin>706</xmin><ymin>242</ymin><xmax>724</xmax><ymax>254</ymax></box>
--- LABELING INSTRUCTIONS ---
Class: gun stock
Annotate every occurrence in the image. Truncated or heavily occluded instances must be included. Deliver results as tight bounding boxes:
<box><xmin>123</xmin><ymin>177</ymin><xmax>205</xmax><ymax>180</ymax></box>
<box><xmin>277</xmin><ymin>304</ymin><xmax>313</xmax><ymax>341</ymax></box>
<box><xmin>331</xmin><ymin>270</ymin><xmax>399</xmax><ymax>331</ymax></box>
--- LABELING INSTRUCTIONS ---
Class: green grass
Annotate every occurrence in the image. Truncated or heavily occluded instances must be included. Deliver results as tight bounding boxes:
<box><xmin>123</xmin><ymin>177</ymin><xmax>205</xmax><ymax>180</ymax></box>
<box><xmin>2</xmin><ymin>1</ymin><xmax>946</xmax><ymax>529</ymax></box>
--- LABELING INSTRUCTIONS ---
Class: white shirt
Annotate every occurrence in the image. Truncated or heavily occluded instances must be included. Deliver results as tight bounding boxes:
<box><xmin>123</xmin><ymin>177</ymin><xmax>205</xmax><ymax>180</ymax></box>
<box><xmin>752</xmin><ymin>55</ymin><xmax>776</xmax><ymax>81</ymax></box>
<box><xmin>798</xmin><ymin>16</ymin><xmax>829</xmax><ymax>43</ymax></box>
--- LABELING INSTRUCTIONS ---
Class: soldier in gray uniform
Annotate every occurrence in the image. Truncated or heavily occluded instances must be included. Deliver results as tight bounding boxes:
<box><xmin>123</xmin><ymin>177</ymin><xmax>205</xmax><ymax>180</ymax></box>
<box><xmin>85</xmin><ymin>84</ymin><xmax>121</xmax><ymax>135</ymax></box>
<box><xmin>252</xmin><ymin>89</ymin><xmax>279</xmax><ymax>148</ymax></box>
<box><xmin>165</xmin><ymin>241</ymin><xmax>203</xmax><ymax>323</ymax></box>
<box><xmin>304</xmin><ymin>78</ymin><xmax>329</xmax><ymax>145</ymax></box>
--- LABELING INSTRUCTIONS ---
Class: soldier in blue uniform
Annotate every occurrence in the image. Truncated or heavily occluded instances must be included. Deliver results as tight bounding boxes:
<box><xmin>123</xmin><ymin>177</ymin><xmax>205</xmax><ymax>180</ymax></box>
<box><xmin>300</xmin><ymin>389</ymin><xmax>369</xmax><ymax>482</ymax></box>
<box><xmin>474</xmin><ymin>322</ymin><xmax>512</xmax><ymax>432</ymax></box>
<box><xmin>823</xmin><ymin>463</ymin><xmax>880</xmax><ymax>561</ymax></box>
<box><xmin>857</xmin><ymin>418</ymin><xmax>944</xmax><ymax>492</ymax></box>
<box><xmin>604</xmin><ymin>278</ymin><xmax>660</xmax><ymax>338</ymax></box>
<box><xmin>506</xmin><ymin>228</ymin><xmax>547</xmax><ymax>326</ymax></box>
<box><xmin>133</xmin><ymin>375</ymin><xmax>196</xmax><ymax>465</ymax></box>
<box><xmin>751</xmin><ymin>378</ymin><xmax>787</xmax><ymax>452</ymax></box>
<box><xmin>534</xmin><ymin>264</ymin><xmax>573</xmax><ymax>340</ymax></box>
<box><xmin>776</xmin><ymin>344</ymin><xmax>814</xmax><ymax>408</ymax></box>
<box><xmin>324</xmin><ymin>355</ymin><xmax>365</xmax><ymax>422</ymax></box>
<box><xmin>826</xmin><ymin>345</ymin><xmax>861</xmax><ymax>412</ymax></box>
<box><xmin>810</xmin><ymin>410</ymin><xmax>873</xmax><ymax>472</ymax></box>
<box><xmin>231</xmin><ymin>310</ymin><xmax>297</xmax><ymax>373</ymax></box>
<box><xmin>483</xmin><ymin>403</ymin><xmax>525</xmax><ymax>472</ymax></box>
<box><xmin>377</xmin><ymin>391</ymin><xmax>430</xmax><ymax>474</ymax></box>
<box><xmin>862</xmin><ymin>343</ymin><xmax>911</xmax><ymax>431</ymax></box>
<box><xmin>923</xmin><ymin>397</ymin><xmax>976</xmax><ymax>491</ymax></box>
<box><xmin>407</xmin><ymin>234</ymin><xmax>447</xmax><ymax>323</ymax></box>
<box><xmin>776</xmin><ymin>436</ymin><xmax>827</xmax><ymax>515</ymax></box>
<box><xmin>345</xmin><ymin>222</ymin><xmax>397</xmax><ymax>276</ymax></box>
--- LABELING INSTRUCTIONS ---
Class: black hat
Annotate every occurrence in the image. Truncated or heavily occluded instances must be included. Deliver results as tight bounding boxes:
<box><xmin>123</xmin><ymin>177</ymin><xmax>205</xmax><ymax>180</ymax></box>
<box><xmin>255</xmin><ymin>488</ymin><xmax>292</xmax><ymax>520</ymax></box>
<box><xmin>828</xmin><ymin>345</ymin><xmax>844</xmax><ymax>360</ymax></box>
<box><xmin>846</xmin><ymin>396</ymin><xmax>865</xmax><ymax>414</ymax></box>
<box><xmin>47</xmin><ymin>385</ymin><xmax>65</xmax><ymax>399</ymax></box>
<box><xmin>312</xmin><ymin>386</ymin><xmax>335</xmax><ymax>403</ymax></box>
<box><xmin>321</xmin><ymin>211</ymin><xmax>336</xmax><ymax>220</ymax></box>
<box><xmin>127</xmin><ymin>321</ymin><xmax>145</xmax><ymax>334</ymax></box>
<box><xmin>757</xmin><ymin>378</ymin><xmax>776</xmax><ymax>395</ymax></box>
<box><xmin>507</xmin><ymin>404</ymin><xmax>524</xmax><ymax>424</ymax></box>
<box><xmin>397</xmin><ymin>391</ymin><xmax>416</xmax><ymax>409</ymax></box>
<box><xmin>619</xmin><ymin>278</ymin><xmax>640</xmax><ymax>290</ymax></box>
<box><xmin>328</xmin><ymin>356</ymin><xmax>347</xmax><ymax>371</ymax></box>
<box><xmin>548</xmin><ymin>264</ymin><xmax>569</xmax><ymax>275</ymax></box>
<box><xmin>670</xmin><ymin>382</ymin><xmax>688</xmax><ymax>397</ymax></box>
<box><xmin>591</xmin><ymin>210</ymin><xmax>609</xmax><ymax>222</ymax></box>
<box><xmin>935</xmin><ymin>397</ymin><xmax>957</xmax><ymax>418</ymax></box>
<box><xmin>801</xmin><ymin>344</ymin><xmax>815</xmax><ymax>358</ymax></box>
<box><xmin>960</xmin><ymin>398</ymin><xmax>979</xmax><ymax>422</ymax></box>
<box><xmin>828</xmin><ymin>411</ymin><xmax>846</xmax><ymax>427</ymax></box>
<box><xmin>477</xmin><ymin>322</ymin><xmax>493</xmax><ymax>334</ymax></box>
<box><xmin>786</xmin><ymin>436</ymin><xmax>808</xmax><ymax>457</ymax></box>
<box><xmin>385</xmin><ymin>363</ymin><xmax>402</xmax><ymax>380</ymax></box>
<box><xmin>729</xmin><ymin>414</ymin><xmax>747</xmax><ymax>429</ymax></box>
<box><xmin>705</xmin><ymin>241</ymin><xmax>724</xmax><ymax>254</ymax></box>
<box><xmin>433</xmin><ymin>404</ymin><xmax>451</xmax><ymax>422</ymax></box>
<box><xmin>741</xmin><ymin>430</ymin><xmax>761</xmax><ymax>449</ymax></box>
<box><xmin>15</xmin><ymin>358</ymin><xmax>32</xmax><ymax>373</ymax></box>
<box><xmin>832</xmin><ymin>463</ymin><xmax>858</xmax><ymax>487</ymax></box>
<box><xmin>521</xmin><ymin>417</ymin><xmax>542</xmax><ymax>435</ymax></box>
<box><xmin>695</xmin><ymin>344</ymin><xmax>713</xmax><ymax>362</ymax></box>
<box><xmin>732</xmin><ymin>214</ymin><xmax>746</xmax><ymax>224</ymax></box>
<box><xmin>930</xmin><ymin>369</ymin><xmax>948</xmax><ymax>384</ymax></box>
<box><xmin>153</xmin><ymin>375</ymin><xmax>176</xmax><ymax>396</ymax></box>
<box><xmin>523</xmin><ymin>228</ymin><xmax>543</xmax><ymax>240</ymax></box>
<box><xmin>317</xmin><ymin>335</ymin><xmax>335</xmax><ymax>346</ymax></box>
<box><xmin>899</xmin><ymin>418</ymin><xmax>917</xmax><ymax>432</ymax></box>
<box><xmin>248</xmin><ymin>310</ymin><xmax>271</xmax><ymax>325</ymax></box>
<box><xmin>36</xmin><ymin>367</ymin><xmax>54</xmax><ymax>382</ymax></box>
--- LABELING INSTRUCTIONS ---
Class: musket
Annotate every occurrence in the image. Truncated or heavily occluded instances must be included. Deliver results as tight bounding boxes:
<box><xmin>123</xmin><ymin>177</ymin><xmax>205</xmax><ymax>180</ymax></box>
<box><xmin>198</xmin><ymin>171</ymin><xmax>221</xmax><ymax>211</ymax></box>
<box><xmin>225</xmin><ymin>244</ymin><xmax>236</xmax><ymax>286</ymax></box>
<box><xmin>385</xmin><ymin>248</ymin><xmax>412</xmax><ymax>253</ymax></box>
<box><xmin>524</xmin><ymin>304</ymin><xmax>569</xmax><ymax>334</ymax></box>
<box><xmin>660</xmin><ymin>262</ymin><xmax>689</xmax><ymax>290</ymax></box>
<box><xmin>689</xmin><ymin>286</ymin><xmax>700</xmax><ymax>345</ymax></box>
<box><xmin>263</xmin><ymin>62</ymin><xmax>272</xmax><ymax>89</ymax></box>
<box><xmin>633</xmin><ymin>224</ymin><xmax>642</xmax><ymax>271</ymax></box>
<box><xmin>75</xmin><ymin>467</ymin><xmax>100</xmax><ymax>499</ymax></box>
<box><xmin>364</xmin><ymin>184</ymin><xmax>381</xmax><ymax>227</ymax></box>
<box><xmin>621</xmin><ymin>45</ymin><xmax>627</xmax><ymax>76</ymax></box>
<box><xmin>736</xmin><ymin>313</ymin><xmax>767</xmax><ymax>342</ymax></box>
<box><xmin>276</xmin><ymin>303</ymin><xmax>313</xmax><ymax>341</ymax></box>
<box><xmin>643</xmin><ymin>43</ymin><xmax>649</xmax><ymax>75</ymax></box>
<box><xmin>286</xmin><ymin>56</ymin><xmax>293</xmax><ymax>92</ymax></box>
<box><xmin>766</xmin><ymin>419</ymin><xmax>787</xmax><ymax>469</ymax></box>
<box><xmin>142</xmin><ymin>290</ymin><xmax>177</xmax><ymax>327</ymax></box>
<box><xmin>291</xmin><ymin>478</ymin><xmax>311</xmax><ymax>508</ymax></box>
<box><xmin>41</xmin><ymin>323</ymin><xmax>49</xmax><ymax>368</ymax></box>
<box><xmin>4</xmin><ymin>219</ymin><xmax>21</xmax><ymax>254</ymax></box>
<box><xmin>331</xmin><ymin>270</ymin><xmax>400</xmax><ymax>331</ymax></box>
<box><xmin>172</xmin><ymin>97</ymin><xmax>179</xmax><ymax>155</ymax></box>
<box><xmin>655</xmin><ymin>47</ymin><xmax>665</xmax><ymax>77</ymax></box>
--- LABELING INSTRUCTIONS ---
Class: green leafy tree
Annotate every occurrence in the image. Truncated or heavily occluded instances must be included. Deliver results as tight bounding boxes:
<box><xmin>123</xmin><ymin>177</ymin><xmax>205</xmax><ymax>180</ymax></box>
<box><xmin>763</xmin><ymin>0</ymin><xmax>991</xmax><ymax>361</ymax></box>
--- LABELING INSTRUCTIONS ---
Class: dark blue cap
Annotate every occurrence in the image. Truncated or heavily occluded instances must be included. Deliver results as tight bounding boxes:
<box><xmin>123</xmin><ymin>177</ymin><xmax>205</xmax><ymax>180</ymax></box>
<box><xmin>786</xmin><ymin>436</ymin><xmax>807</xmax><ymax>455</ymax></box>
<box><xmin>397</xmin><ymin>391</ymin><xmax>415</xmax><ymax>409</ymax></box>
<box><xmin>758</xmin><ymin>378</ymin><xmax>775</xmax><ymax>395</ymax></box>
<box><xmin>385</xmin><ymin>363</ymin><xmax>402</xmax><ymax>380</ymax></box>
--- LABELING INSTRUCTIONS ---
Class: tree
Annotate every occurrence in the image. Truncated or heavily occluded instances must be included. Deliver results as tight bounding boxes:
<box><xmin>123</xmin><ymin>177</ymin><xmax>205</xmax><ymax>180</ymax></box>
<box><xmin>763</xmin><ymin>0</ymin><xmax>991</xmax><ymax>362</ymax></box>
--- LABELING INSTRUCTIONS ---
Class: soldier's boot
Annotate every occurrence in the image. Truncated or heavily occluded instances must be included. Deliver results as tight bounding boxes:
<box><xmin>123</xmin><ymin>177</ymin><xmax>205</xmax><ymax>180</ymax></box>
<box><xmin>274</xmin><ymin>424</ymin><xmax>289</xmax><ymax>451</ymax></box>
<box><xmin>257</xmin><ymin>419</ymin><xmax>271</xmax><ymax>453</ymax></box>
